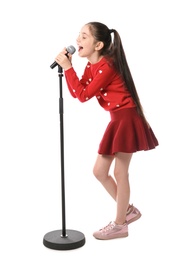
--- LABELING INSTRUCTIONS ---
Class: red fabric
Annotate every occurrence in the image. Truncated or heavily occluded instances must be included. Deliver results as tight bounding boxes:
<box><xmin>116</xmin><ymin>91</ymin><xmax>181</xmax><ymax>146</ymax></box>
<box><xmin>64</xmin><ymin>57</ymin><xmax>158</xmax><ymax>155</ymax></box>
<box><xmin>98</xmin><ymin>108</ymin><xmax>158</xmax><ymax>155</ymax></box>
<box><xmin>65</xmin><ymin>57</ymin><xmax>136</xmax><ymax>111</ymax></box>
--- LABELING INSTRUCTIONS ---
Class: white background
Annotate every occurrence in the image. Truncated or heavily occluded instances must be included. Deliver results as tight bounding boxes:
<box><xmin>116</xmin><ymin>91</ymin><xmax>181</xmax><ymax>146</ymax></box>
<box><xmin>0</xmin><ymin>0</ymin><xmax>187</xmax><ymax>259</ymax></box>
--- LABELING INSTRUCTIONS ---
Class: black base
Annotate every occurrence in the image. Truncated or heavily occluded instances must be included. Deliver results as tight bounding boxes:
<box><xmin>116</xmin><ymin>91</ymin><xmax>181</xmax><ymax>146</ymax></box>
<box><xmin>43</xmin><ymin>229</ymin><xmax>86</xmax><ymax>250</ymax></box>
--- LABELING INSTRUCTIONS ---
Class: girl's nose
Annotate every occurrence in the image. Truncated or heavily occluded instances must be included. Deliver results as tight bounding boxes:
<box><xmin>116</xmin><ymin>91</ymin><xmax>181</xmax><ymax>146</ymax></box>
<box><xmin>76</xmin><ymin>34</ymin><xmax>81</xmax><ymax>43</ymax></box>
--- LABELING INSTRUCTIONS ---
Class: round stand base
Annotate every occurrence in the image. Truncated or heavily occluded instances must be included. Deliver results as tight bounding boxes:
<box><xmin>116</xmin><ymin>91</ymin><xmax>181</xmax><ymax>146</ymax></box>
<box><xmin>43</xmin><ymin>229</ymin><xmax>86</xmax><ymax>250</ymax></box>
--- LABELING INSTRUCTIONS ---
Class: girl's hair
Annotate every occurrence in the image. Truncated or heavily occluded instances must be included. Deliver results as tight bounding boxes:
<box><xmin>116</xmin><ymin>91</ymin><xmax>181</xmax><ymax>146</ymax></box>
<box><xmin>86</xmin><ymin>21</ymin><xmax>146</xmax><ymax>120</ymax></box>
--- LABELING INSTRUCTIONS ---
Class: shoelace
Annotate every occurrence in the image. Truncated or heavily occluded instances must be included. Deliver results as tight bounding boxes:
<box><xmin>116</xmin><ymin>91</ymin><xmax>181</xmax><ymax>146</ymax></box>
<box><xmin>100</xmin><ymin>222</ymin><xmax>115</xmax><ymax>232</ymax></box>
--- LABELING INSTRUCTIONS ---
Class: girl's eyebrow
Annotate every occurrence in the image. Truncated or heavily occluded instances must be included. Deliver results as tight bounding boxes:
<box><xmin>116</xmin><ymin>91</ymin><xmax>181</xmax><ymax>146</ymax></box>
<box><xmin>80</xmin><ymin>31</ymin><xmax>89</xmax><ymax>37</ymax></box>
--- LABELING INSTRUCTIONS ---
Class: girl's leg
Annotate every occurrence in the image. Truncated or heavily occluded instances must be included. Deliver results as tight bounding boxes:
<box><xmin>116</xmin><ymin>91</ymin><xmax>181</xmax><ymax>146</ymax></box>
<box><xmin>114</xmin><ymin>152</ymin><xmax>133</xmax><ymax>224</ymax></box>
<box><xmin>93</xmin><ymin>152</ymin><xmax>141</xmax><ymax>240</ymax></box>
<box><xmin>93</xmin><ymin>154</ymin><xmax>116</xmax><ymax>200</ymax></box>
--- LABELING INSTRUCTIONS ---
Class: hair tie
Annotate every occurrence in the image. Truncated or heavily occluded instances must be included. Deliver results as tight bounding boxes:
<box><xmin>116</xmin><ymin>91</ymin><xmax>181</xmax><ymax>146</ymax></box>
<box><xmin>109</xmin><ymin>29</ymin><xmax>115</xmax><ymax>34</ymax></box>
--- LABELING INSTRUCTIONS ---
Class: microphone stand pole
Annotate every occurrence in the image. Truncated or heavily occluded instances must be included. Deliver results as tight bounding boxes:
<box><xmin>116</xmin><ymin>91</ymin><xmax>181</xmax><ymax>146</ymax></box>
<box><xmin>43</xmin><ymin>65</ymin><xmax>85</xmax><ymax>250</ymax></box>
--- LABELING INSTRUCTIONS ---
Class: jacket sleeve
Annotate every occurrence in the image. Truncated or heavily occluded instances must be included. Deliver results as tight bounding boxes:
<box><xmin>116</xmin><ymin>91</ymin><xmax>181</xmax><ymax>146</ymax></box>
<box><xmin>64</xmin><ymin>63</ymin><xmax>116</xmax><ymax>102</ymax></box>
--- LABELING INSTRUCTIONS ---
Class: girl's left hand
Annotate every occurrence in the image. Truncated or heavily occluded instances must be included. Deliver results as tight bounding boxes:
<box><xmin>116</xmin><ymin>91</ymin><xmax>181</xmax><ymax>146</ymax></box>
<box><xmin>55</xmin><ymin>48</ymin><xmax>72</xmax><ymax>70</ymax></box>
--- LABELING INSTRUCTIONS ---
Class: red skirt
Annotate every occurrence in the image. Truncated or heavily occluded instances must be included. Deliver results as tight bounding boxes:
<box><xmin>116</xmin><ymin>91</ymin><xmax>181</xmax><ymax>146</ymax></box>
<box><xmin>98</xmin><ymin>107</ymin><xmax>159</xmax><ymax>155</ymax></box>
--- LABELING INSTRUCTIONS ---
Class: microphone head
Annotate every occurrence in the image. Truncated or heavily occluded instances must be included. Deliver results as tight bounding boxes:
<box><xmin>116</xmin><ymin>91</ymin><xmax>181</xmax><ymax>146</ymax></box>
<box><xmin>67</xmin><ymin>45</ymin><xmax>76</xmax><ymax>54</ymax></box>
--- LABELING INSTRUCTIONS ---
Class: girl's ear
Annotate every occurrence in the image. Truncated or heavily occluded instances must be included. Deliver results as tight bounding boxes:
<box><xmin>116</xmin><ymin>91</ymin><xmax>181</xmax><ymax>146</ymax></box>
<box><xmin>95</xmin><ymin>41</ymin><xmax>104</xmax><ymax>51</ymax></box>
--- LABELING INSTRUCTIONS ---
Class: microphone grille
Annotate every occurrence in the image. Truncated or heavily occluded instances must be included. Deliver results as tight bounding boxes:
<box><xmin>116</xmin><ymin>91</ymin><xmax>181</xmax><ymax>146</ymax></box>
<box><xmin>67</xmin><ymin>45</ymin><xmax>76</xmax><ymax>54</ymax></box>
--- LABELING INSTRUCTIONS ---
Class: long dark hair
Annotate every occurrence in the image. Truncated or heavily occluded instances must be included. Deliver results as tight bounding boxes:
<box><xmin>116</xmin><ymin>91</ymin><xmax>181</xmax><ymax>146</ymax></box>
<box><xmin>86</xmin><ymin>21</ymin><xmax>146</xmax><ymax>121</ymax></box>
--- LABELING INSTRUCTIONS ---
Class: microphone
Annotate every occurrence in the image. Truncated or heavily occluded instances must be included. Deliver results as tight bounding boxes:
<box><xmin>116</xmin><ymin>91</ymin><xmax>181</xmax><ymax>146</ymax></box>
<box><xmin>50</xmin><ymin>45</ymin><xmax>76</xmax><ymax>69</ymax></box>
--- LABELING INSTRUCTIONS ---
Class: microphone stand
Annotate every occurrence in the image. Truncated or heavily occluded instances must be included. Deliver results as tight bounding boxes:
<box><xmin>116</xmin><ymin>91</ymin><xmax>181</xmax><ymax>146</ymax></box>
<box><xmin>43</xmin><ymin>65</ymin><xmax>85</xmax><ymax>250</ymax></box>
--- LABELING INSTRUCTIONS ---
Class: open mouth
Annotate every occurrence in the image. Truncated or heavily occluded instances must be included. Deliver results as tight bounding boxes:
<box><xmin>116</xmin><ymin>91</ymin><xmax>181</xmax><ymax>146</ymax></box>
<box><xmin>78</xmin><ymin>46</ymin><xmax>83</xmax><ymax>52</ymax></box>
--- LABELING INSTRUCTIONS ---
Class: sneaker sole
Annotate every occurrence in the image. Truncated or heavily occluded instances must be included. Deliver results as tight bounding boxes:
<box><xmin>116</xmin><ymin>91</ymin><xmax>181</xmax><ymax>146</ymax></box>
<box><xmin>127</xmin><ymin>212</ymin><xmax>142</xmax><ymax>225</ymax></box>
<box><xmin>93</xmin><ymin>232</ymin><xmax>128</xmax><ymax>240</ymax></box>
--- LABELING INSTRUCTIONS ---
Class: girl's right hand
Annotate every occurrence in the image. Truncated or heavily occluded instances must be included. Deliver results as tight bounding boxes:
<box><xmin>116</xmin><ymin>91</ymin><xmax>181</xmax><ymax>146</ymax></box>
<box><xmin>55</xmin><ymin>48</ymin><xmax>72</xmax><ymax>71</ymax></box>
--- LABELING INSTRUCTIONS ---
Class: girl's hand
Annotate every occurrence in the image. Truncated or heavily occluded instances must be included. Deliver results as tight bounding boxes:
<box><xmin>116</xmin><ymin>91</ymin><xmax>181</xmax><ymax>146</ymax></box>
<box><xmin>55</xmin><ymin>48</ymin><xmax>72</xmax><ymax>70</ymax></box>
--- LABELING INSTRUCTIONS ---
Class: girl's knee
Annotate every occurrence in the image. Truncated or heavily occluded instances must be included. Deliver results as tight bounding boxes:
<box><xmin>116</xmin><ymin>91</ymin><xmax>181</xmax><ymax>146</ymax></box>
<box><xmin>93</xmin><ymin>165</ymin><xmax>101</xmax><ymax>180</ymax></box>
<box><xmin>114</xmin><ymin>169</ymin><xmax>129</xmax><ymax>182</ymax></box>
<box><xmin>93</xmin><ymin>165</ymin><xmax>107</xmax><ymax>182</ymax></box>
<box><xmin>93</xmin><ymin>154</ymin><xmax>114</xmax><ymax>181</ymax></box>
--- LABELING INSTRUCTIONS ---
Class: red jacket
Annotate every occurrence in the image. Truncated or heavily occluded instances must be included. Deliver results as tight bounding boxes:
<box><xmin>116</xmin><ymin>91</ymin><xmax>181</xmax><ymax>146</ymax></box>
<box><xmin>65</xmin><ymin>57</ymin><xmax>136</xmax><ymax>111</ymax></box>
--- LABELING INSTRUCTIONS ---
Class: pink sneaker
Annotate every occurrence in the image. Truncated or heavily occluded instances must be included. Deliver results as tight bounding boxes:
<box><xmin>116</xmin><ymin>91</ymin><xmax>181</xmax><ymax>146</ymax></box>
<box><xmin>126</xmin><ymin>204</ymin><xmax>142</xmax><ymax>224</ymax></box>
<box><xmin>93</xmin><ymin>221</ymin><xmax>128</xmax><ymax>240</ymax></box>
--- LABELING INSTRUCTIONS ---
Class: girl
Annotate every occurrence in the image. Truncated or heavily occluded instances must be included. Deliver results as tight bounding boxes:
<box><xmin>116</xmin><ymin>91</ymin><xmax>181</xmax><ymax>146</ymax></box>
<box><xmin>55</xmin><ymin>21</ymin><xmax>158</xmax><ymax>240</ymax></box>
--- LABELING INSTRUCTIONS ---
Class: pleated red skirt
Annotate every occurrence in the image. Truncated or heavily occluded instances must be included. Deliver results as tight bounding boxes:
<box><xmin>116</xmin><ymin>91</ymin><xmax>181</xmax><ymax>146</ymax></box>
<box><xmin>98</xmin><ymin>107</ymin><xmax>159</xmax><ymax>155</ymax></box>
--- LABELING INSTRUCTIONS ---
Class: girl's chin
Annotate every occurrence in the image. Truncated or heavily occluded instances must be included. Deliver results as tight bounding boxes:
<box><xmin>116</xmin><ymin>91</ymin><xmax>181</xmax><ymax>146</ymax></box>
<box><xmin>78</xmin><ymin>53</ymin><xmax>85</xmax><ymax>58</ymax></box>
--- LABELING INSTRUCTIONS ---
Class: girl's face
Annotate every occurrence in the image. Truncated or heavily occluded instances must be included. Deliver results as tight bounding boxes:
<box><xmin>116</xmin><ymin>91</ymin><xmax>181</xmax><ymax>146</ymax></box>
<box><xmin>76</xmin><ymin>24</ymin><xmax>102</xmax><ymax>62</ymax></box>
